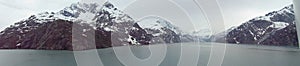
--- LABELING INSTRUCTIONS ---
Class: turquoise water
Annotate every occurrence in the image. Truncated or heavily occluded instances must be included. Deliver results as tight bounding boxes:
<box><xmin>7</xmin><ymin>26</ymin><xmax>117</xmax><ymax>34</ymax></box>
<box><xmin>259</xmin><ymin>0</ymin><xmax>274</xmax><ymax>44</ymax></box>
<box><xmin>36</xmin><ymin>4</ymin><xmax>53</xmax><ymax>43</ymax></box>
<box><xmin>0</xmin><ymin>43</ymin><xmax>299</xmax><ymax>66</ymax></box>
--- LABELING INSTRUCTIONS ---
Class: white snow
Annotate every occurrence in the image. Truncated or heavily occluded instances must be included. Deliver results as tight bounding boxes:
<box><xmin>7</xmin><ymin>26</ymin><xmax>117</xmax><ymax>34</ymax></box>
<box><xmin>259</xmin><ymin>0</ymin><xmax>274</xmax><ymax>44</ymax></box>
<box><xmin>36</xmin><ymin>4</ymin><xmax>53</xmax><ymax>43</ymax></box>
<box><xmin>19</xmin><ymin>2</ymin><xmax>102</xmax><ymax>26</ymax></box>
<box><xmin>248</xmin><ymin>30</ymin><xmax>254</xmax><ymax>36</ymax></box>
<box><xmin>82</xmin><ymin>34</ymin><xmax>88</xmax><ymax>37</ymax></box>
<box><xmin>83</xmin><ymin>29</ymin><xmax>87</xmax><ymax>32</ymax></box>
<box><xmin>248</xmin><ymin>30</ymin><xmax>258</xmax><ymax>40</ymax></box>
<box><xmin>29</xmin><ymin>11</ymin><xmax>76</xmax><ymax>23</ymax></box>
<box><xmin>270</xmin><ymin>22</ymin><xmax>289</xmax><ymax>29</ymax></box>
<box><xmin>278</xmin><ymin>5</ymin><xmax>293</xmax><ymax>14</ymax></box>
<box><xmin>16</xmin><ymin>43</ymin><xmax>21</xmax><ymax>47</ymax></box>
<box><xmin>152</xmin><ymin>33</ymin><xmax>162</xmax><ymax>36</ymax></box>
<box><xmin>252</xmin><ymin>5</ymin><xmax>293</xmax><ymax>22</ymax></box>
<box><xmin>17</xmin><ymin>28</ymin><xmax>22</xmax><ymax>33</ymax></box>
<box><xmin>127</xmin><ymin>35</ymin><xmax>139</xmax><ymax>45</ymax></box>
<box><xmin>131</xmin><ymin>27</ymin><xmax>139</xmax><ymax>30</ymax></box>
<box><xmin>7</xmin><ymin>2</ymin><xmax>133</xmax><ymax>36</ymax></box>
<box><xmin>233</xmin><ymin>38</ymin><xmax>240</xmax><ymax>44</ymax></box>
<box><xmin>101</xmin><ymin>3</ymin><xmax>133</xmax><ymax>23</ymax></box>
<box><xmin>137</xmin><ymin>16</ymin><xmax>180</xmax><ymax>34</ymax></box>
<box><xmin>254</xmin><ymin>16</ymin><xmax>272</xmax><ymax>21</ymax></box>
<box><xmin>254</xmin><ymin>37</ymin><xmax>257</xmax><ymax>40</ymax></box>
<box><xmin>104</xmin><ymin>27</ymin><xmax>114</xmax><ymax>31</ymax></box>
<box><xmin>53</xmin><ymin>13</ymin><xmax>76</xmax><ymax>21</ymax></box>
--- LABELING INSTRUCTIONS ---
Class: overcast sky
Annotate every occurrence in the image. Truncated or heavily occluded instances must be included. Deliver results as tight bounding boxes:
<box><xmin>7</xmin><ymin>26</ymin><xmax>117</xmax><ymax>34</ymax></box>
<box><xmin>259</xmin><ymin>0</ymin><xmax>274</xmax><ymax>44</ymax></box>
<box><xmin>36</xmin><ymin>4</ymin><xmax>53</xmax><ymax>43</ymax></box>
<box><xmin>0</xmin><ymin>0</ymin><xmax>79</xmax><ymax>31</ymax></box>
<box><xmin>0</xmin><ymin>0</ymin><xmax>294</xmax><ymax>32</ymax></box>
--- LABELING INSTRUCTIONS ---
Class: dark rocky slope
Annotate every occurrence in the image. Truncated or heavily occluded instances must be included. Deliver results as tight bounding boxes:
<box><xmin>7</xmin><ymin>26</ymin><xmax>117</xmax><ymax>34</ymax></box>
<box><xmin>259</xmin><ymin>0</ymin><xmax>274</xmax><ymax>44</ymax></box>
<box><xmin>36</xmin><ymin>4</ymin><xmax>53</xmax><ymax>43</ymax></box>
<box><xmin>225</xmin><ymin>4</ymin><xmax>298</xmax><ymax>47</ymax></box>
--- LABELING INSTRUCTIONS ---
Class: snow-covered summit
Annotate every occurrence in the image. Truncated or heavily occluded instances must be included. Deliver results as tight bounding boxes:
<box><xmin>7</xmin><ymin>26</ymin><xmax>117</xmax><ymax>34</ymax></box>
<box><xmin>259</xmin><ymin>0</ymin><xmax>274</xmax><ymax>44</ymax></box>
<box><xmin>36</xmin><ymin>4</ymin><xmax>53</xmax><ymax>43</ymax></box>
<box><xmin>20</xmin><ymin>2</ymin><xmax>132</xmax><ymax>25</ymax></box>
<box><xmin>137</xmin><ymin>16</ymin><xmax>180</xmax><ymax>34</ymax></box>
<box><xmin>244</xmin><ymin>4</ymin><xmax>294</xmax><ymax>29</ymax></box>
<box><xmin>0</xmin><ymin>1</ymin><xmax>150</xmax><ymax>50</ymax></box>
<box><xmin>225</xmin><ymin>4</ymin><xmax>298</xmax><ymax>46</ymax></box>
<box><xmin>253</xmin><ymin>4</ymin><xmax>293</xmax><ymax>21</ymax></box>
<box><xmin>136</xmin><ymin>16</ymin><xmax>181</xmax><ymax>43</ymax></box>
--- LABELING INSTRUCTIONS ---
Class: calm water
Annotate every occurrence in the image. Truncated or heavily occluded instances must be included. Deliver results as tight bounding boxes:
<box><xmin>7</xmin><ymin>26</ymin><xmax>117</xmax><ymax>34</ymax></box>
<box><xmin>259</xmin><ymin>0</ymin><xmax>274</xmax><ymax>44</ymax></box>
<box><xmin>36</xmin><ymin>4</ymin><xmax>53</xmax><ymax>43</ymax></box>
<box><xmin>0</xmin><ymin>43</ymin><xmax>299</xmax><ymax>66</ymax></box>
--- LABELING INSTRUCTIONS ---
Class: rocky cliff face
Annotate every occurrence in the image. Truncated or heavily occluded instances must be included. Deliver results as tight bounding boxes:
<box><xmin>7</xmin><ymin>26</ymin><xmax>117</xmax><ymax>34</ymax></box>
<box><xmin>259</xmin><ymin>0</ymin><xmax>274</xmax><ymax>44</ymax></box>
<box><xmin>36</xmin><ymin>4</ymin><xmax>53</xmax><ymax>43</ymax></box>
<box><xmin>225</xmin><ymin>4</ymin><xmax>298</xmax><ymax>47</ymax></box>
<box><xmin>259</xmin><ymin>23</ymin><xmax>298</xmax><ymax>46</ymax></box>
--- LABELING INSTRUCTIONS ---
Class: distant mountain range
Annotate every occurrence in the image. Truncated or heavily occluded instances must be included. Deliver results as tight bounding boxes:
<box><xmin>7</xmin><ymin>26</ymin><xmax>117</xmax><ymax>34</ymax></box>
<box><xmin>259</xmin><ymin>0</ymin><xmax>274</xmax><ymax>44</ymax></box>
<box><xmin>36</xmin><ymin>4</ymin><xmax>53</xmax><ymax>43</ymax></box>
<box><xmin>0</xmin><ymin>2</ymin><xmax>298</xmax><ymax>50</ymax></box>
<box><xmin>217</xmin><ymin>4</ymin><xmax>298</xmax><ymax>47</ymax></box>
<box><xmin>0</xmin><ymin>2</ymin><xmax>210</xmax><ymax>50</ymax></box>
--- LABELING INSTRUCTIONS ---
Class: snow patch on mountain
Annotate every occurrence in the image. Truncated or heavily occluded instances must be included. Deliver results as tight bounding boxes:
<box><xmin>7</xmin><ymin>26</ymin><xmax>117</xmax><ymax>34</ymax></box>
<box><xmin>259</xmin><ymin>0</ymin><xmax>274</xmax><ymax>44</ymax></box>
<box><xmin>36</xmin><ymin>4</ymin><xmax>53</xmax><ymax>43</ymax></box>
<box><xmin>270</xmin><ymin>22</ymin><xmax>289</xmax><ymax>29</ymax></box>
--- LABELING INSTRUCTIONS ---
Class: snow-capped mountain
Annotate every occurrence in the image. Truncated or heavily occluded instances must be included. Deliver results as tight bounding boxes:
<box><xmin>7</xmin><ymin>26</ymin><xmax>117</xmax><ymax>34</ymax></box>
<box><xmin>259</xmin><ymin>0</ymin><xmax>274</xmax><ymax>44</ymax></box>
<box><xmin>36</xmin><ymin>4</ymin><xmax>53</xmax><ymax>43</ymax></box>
<box><xmin>137</xmin><ymin>16</ymin><xmax>180</xmax><ymax>34</ymax></box>
<box><xmin>179</xmin><ymin>28</ymin><xmax>212</xmax><ymax>42</ymax></box>
<box><xmin>0</xmin><ymin>1</ymin><xmax>209</xmax><ymax>50</ymax></box>
<box><xmin>0</xmin><ymin>2</ymin><xmax>153</xmax><ymax>50</ymax></box>
<box><xmin>136</xmin><ymin>17</ymin><xmax>181</xmax><ymax>43</ymax></box>
<box><xmin>135</xmin><ymin>16</ymin><xmax>212</xmax><ymax>43</ymax></box>
<box><xmin>189</xmin><ymin>29</ymin><xmax>212</xmax><ymax>39</ymax></box>
<box><xmin>0</xmin><ymin>1</ymin><xmax>243</xmax><ymax>50</ymax></box>
<box><xmin>225</xmin><ymin>4</ymin><xmax>298</xmax><ymax>47</ymax></box>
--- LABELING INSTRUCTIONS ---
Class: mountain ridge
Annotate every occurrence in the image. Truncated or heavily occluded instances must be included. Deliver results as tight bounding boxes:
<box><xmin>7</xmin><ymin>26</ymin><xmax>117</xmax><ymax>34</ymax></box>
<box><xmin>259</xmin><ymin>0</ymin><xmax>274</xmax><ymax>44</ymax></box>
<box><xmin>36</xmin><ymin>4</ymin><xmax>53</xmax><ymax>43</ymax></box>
<box><xmin>224</xmin><ymin>4</ymin><xmax>298</xmax><ymax>47</ymax></box>
<box><xmin>0</xmin><ymin>2</ymin><xmax>151</xmax><ymax>50</ymax></box>
<box><xmin>0</xmin><ymin>1</ymin><xmax>205</xmax><ymax>50</ymax></box>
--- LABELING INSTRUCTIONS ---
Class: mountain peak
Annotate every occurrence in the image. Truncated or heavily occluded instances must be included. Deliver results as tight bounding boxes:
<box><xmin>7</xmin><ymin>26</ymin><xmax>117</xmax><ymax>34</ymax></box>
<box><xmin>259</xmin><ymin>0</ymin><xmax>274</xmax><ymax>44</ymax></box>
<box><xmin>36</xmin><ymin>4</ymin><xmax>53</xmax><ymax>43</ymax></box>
<box><xmin>0</xmin><ymin>1</ymin><xmax>148</xmax><ymax>50</ymax></box>
<box><xmin>225</xmin><ymin>4</ymin><xmax>298</xmax><ymax>46</ymax></box>
<box><xmin>137</xmin><ymin>16</ymin><xmax>180</xmax><ymax>34</ymax></box>
<box><xmin>252</xmin><ymin>4</ymin><xmax>294</xmax><ymax>23</ymax></box>
<box><xmin>103</xmin><ymin>2</ymin><xmax>115</xmax><ymax>9</ymax></box>
<box><xmin>59</xmin><ymin>2</ymin><xmax>101</xmax><ymax>18</ymax></box>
